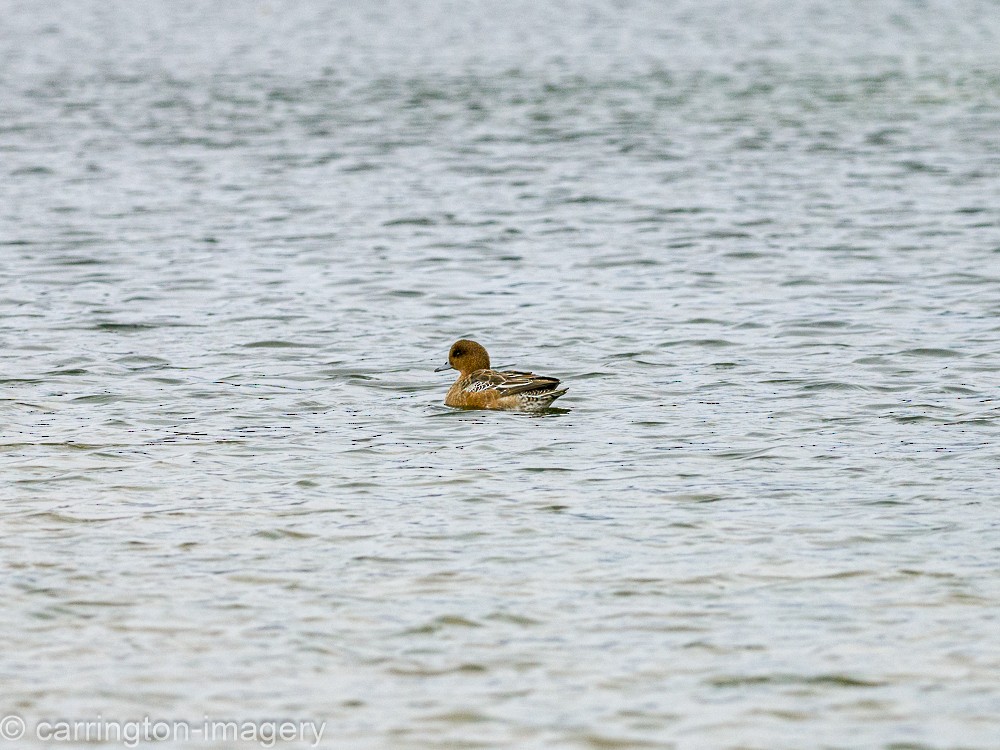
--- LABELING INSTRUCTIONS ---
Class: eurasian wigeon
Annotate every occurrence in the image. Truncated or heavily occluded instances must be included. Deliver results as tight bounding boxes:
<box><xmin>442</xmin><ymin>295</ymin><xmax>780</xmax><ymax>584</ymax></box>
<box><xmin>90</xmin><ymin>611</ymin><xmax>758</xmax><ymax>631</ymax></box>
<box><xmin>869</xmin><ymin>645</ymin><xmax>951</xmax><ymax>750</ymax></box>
<box><xmin>435</xmin><ymin>339</ymin><xmax>568</xmax><ymax>411</ymax></box>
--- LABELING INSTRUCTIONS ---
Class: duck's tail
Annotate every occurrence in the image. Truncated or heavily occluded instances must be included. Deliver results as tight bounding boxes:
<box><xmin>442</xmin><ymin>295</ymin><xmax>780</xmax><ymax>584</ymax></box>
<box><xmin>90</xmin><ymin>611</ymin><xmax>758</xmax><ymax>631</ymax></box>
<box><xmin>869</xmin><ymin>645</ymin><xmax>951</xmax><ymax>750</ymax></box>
<box><xmin>522</xmin><ymin>387</ymin><xmax>568</xmax><ymax>411</ymax></box>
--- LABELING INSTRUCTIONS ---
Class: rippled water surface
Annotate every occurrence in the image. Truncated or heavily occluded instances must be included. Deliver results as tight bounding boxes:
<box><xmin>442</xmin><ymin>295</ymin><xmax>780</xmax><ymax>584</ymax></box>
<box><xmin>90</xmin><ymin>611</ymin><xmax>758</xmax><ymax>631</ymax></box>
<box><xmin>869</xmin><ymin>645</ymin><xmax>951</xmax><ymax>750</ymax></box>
<box><xmin>3</xmin><ymin>1</ymin><xmax>1000</xmax><ymax>748</ymax></box>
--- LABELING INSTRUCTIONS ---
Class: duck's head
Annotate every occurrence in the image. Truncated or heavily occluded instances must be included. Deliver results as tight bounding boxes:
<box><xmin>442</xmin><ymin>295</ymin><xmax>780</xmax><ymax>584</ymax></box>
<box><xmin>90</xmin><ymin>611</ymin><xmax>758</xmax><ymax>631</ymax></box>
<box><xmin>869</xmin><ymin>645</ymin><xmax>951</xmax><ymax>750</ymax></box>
<box><xmin>435</xmin><ymin>339</ymin><xmax>491</xmax><ymax>375</ymax></box>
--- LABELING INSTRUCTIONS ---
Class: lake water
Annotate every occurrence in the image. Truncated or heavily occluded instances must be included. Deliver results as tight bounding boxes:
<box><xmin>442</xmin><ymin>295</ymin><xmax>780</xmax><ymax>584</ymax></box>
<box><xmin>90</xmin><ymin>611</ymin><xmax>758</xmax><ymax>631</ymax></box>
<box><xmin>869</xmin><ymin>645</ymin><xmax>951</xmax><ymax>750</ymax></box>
<box><xmin>2</xmin><ymin>1</ymin><xmax>999</xmax><ymax>748</ymax></box>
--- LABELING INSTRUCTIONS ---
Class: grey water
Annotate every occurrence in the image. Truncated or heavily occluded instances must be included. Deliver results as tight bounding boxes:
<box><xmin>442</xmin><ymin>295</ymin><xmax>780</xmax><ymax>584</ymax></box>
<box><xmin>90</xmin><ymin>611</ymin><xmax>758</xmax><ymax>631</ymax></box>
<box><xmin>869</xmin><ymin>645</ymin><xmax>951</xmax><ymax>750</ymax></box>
<box><xmin>2</xmin><ymin>1</ymin><xmax>1000</xmax><ymax>748</ymax></box>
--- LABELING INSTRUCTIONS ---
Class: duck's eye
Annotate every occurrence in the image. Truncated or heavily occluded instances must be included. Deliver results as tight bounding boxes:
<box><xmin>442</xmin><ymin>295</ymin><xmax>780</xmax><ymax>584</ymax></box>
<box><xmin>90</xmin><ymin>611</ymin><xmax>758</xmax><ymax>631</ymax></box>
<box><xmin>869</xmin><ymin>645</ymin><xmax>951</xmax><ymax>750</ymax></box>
<box><xmin>452</xmin><ymin>348</ymin><xmax>463</xmax><ymax>357</ymax></box>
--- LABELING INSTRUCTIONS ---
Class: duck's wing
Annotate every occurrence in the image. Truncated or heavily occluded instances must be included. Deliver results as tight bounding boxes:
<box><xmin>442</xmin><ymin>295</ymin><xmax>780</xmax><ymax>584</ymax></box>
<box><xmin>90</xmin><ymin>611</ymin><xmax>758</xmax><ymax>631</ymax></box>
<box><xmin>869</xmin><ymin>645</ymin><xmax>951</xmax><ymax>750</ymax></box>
<box><xmin>467</xmin><ymin>368</ymin><xmax>561</xmax><ymax>396</ymax></box>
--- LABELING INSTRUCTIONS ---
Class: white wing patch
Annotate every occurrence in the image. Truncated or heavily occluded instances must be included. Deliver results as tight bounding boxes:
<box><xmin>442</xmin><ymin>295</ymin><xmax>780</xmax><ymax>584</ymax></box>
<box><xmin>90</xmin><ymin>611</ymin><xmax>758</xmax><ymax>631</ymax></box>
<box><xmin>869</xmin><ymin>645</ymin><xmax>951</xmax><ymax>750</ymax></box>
<box><xmin>464</xmin><ymin>380</ymin><xmax>494</xmax><ymax>393</ymax></box>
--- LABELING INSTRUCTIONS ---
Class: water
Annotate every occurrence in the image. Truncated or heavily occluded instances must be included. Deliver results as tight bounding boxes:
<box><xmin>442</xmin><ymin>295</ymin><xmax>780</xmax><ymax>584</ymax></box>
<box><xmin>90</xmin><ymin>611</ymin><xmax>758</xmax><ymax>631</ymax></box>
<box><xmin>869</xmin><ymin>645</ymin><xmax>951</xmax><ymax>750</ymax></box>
<box><xmin>3</xmin><ymin>1</ymin><xmax>1000</xmax><ymax>748</ymax></box>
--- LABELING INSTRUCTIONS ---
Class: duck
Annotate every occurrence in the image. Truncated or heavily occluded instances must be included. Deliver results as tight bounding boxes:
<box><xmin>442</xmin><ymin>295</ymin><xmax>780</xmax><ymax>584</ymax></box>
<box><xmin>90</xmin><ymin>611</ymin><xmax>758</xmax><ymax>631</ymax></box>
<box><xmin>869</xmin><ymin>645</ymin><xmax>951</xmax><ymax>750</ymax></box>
<box><xmin>435</xmin><ymin>339</ymin><xmax>567</xmax><ymax>411</ymax></box>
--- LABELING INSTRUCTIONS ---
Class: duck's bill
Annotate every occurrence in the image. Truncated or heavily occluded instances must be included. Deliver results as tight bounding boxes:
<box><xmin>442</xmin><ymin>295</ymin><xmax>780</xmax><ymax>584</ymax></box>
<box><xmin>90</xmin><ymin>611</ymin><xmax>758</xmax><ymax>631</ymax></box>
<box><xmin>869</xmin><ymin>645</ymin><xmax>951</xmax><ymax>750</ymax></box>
<box><xmin>434</xmin><ymin>363</ymin><xmax>452</xmax><ymax>372</ymax></box>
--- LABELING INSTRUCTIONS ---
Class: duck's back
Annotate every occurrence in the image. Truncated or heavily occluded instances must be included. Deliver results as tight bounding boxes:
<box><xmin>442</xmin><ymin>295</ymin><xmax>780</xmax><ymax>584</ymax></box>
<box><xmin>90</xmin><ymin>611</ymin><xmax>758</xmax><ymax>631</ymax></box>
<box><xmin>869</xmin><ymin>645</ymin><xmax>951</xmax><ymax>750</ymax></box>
<box><xmin>446</xmin><ymin>368</ymin><xmax>567</xmax><ymax>411</ymax></box>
